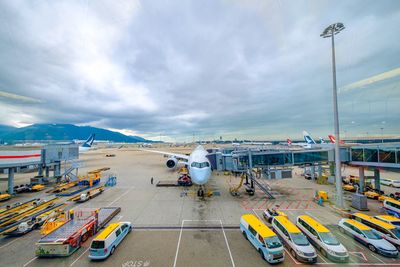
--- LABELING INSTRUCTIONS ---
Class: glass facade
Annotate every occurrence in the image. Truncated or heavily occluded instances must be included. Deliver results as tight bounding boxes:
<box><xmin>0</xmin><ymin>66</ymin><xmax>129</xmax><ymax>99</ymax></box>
<box><xmin>233</xmin><ymin>151</ymin><xmax>328</xmax><ymax>169</ymax></box>
<box><xmin>364</xmin><ymin>148</ymin><xmax>378</xmax><ymax>162</ymax></box>
<box><xmin>379</xmin><ymin>148</ymin><xmax>396</xmax><ymax>163</ymax></box>
<box><xmin>351</xmin><ymin>147</ymin><xmax>399</xmax><ymax>164</ymax></box>
<box><xmin>351</xmin><ymin>149</ymin><xmax>363</xmax><ymax>161</ymax></box>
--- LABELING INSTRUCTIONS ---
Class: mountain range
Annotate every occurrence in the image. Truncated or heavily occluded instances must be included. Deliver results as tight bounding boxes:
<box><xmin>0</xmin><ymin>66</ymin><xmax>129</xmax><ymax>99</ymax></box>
<box><xmin>0</xmin><ymin>124</ymin><xmax>153</xmax><ymax>143</ymax></box>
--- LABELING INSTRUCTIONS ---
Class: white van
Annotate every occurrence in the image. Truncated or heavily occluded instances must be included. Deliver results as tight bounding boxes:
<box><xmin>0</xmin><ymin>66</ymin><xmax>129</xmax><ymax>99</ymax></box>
<box><xmin>272</xmin><ymin>216</ymin><xmax>317</xmax><ymax>263</ymax></box>
<box><xmin>338</xmin><ymin>219</ymin><xmax>398</xmax><ymax>258</ymax></box>
<box><xmin>296</xmin><ymin>215</ymin><xmax>348</xmax><ymax>262</ymax></box>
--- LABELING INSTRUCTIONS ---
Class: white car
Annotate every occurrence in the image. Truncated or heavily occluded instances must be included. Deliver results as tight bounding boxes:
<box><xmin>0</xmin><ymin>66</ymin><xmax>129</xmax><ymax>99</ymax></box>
<box><xmin>338</xmin><ymin>219</ymin><xmax>398</xmax><ymax>258</ymax></box>
<box><xmin>380</xmin><ymin>179</ymin><xmax>400</xmax><ymax>188</ymax></box>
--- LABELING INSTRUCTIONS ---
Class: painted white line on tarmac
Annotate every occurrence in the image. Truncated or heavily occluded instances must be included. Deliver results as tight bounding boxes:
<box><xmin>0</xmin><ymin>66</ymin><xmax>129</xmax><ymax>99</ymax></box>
<box><xmin>0</xmin><ymin>238</ymin><xmax>18</xmax><ymax>249</ymax></box>
<box><xmin>173</xmin><ymin>219</ymin><xmax>185</xmax><ymax>267</ymax></box>
<box><xmin>283</xmin><ymin>248</ymin><xmax>301</xmax><ymax>265</ymax></box>
<box><xmin>317</xmin><ymin>254</ymin><xmax>328</xmax><ymax>263</ymax></box>
<box><xmin>70</xmin><ymin>247</ymin><xmax>90</xmax><ymax>266</ymax></box>
<box><xmin>370</xmin><ymin>253</ymin><xmax>385</xmax><ymax>264</ymax></box>
<box><xmin>22</xmin><ymin>256</ymin><xmax>37</xmax><ymax>267</ymax></box>
<box><xmin>106</xmin><ymin>188</ymin><xmax>132</xmax><ymax>207</ymax></box>
<box><xmin>219</xmin><ymin>220</ymin><xmax>235</xmax><ymax>267</ymax></box>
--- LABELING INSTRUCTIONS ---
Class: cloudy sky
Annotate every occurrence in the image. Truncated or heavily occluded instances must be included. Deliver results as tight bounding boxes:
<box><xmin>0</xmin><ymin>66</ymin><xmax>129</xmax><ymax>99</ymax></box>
<box><xmin>0</xmin><ymin>0</ymin><xmax>399</xmax><ymax>141</ymax></box>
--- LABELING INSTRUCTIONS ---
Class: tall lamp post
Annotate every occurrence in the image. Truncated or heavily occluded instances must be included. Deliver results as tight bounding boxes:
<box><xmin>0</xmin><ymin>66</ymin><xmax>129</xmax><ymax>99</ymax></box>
<box><xmin>380</xmin><ymin>127</ymin><xmax>384</xmax><ymax>143</ymax></box>
<box><xmin>321</xmin><ymin>23</ymin><xmax>345</xmax><ymax>208</ymax></box>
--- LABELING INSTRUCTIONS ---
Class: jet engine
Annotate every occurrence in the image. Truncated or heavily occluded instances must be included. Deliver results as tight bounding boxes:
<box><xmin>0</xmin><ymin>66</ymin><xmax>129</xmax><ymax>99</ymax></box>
<box><xmin>166</xmin><ymin>157</ymin><xmax>178</xmax><ymax>170</ymax></box>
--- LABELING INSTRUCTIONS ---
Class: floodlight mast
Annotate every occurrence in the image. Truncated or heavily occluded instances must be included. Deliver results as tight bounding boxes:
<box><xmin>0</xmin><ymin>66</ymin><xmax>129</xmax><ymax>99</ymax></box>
<box><xmin>320</xmin><ymin>23</ymin><xmax>345</xmax><ymax>208</ymax></box>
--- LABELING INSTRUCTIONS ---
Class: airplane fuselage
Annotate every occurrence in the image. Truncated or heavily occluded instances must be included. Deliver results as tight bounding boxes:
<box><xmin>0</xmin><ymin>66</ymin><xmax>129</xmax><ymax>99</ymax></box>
<box><xmin>188</xmin><ymin>146</ymin><xmax>212</xmax><ymax>185</ymax></box>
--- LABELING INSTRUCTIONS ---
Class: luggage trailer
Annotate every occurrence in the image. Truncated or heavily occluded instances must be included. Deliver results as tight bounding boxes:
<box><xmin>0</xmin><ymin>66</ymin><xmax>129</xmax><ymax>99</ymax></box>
<box><xmin>36</xmin><ymin>207</ymin><xmax>121</xmax><ymax>257</ymax></box>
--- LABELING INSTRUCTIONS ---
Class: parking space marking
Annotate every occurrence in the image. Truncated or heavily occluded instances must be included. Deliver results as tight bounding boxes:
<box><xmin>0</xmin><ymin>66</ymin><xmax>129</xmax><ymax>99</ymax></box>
<box><xmin>219</xmin><ymin>220</ymin><xmax>235</xmax><ymax>267</ymax></box>
<box><xmin>70</xmin><ymin>247</ymin><xmax>90</xmax><ymax>266</ymax></box>
<box><xmin>283</xmin><ymin>248</ymin><xmax>301</xmax><ymax>265</ymax></box>
<box><xmin>370</xmin><ymin>253</ymin><xmax>386</xmax><ymax>264</ymax></box>
<box><xmin>0</xmin><ymin>238</ymin><xmax>18</xmax><ymax>249</ymax></box>
<box><xmin>349</xmin><ymin>251</ymin><xmax>367</xmax><ymax>261</ymax></box>
<box><xmin>22</xmin><ymin>256</ymin><xmax>37</xmax><ymax>267</ymax></box>
<box><xmin>173</xmin><ymin>219</ymin><xmax>185</xmax><ymax>267</ymax></box>
<box><xmin>106</xmin><ymin>188</ymin><xmax>132</xmax><ymax>207</ymax></box>
<box><xmin>174</xmin><ymin>219</ymin><xmax>235</xmax><ymax>267</ymax></box>
<box><xmin>317</xmin><ymin>254</ymin><xmax>328</xmax><ymax>263</ymax></box>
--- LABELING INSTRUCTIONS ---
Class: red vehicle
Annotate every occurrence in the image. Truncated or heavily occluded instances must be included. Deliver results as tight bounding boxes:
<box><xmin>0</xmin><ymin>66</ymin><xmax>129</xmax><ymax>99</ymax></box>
<box><xmin>178</xmin><ymin>174</ymin><xmax>192</xmax><ymax>186</ymax></box>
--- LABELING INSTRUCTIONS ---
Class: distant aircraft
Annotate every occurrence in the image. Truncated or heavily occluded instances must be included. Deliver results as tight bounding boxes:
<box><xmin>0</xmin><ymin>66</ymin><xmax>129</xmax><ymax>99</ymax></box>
<box><xmin>286</xmin><ymin>131</ymin><xmax>316</xmax><ymax>148</ymax></box>
<box><xmin>79</xmin><ymin>134</ymin><xmax>95</xmax><ymax>152</ymax></box>
<box><xmin>139</xmin><ymin>143</ymin><xmax>153</xmax><ymax>148</ymax></box>
<box><xmin>328</xmin><ymin>134</ymin><xmax>345</xmax><ymax>144</ymax></box>
<box><xmin>142</xmin><ymin>145</ymin><xmax>211</xmax><ymax>197</ymax></box>
<box><xmin>319</xmin><ymin>137</ymin><xmax>327</xmax><ymax>144</ymax></box>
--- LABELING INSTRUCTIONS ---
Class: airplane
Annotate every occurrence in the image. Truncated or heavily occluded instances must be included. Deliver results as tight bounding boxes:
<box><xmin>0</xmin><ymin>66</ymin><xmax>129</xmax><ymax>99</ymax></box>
<box><xmin>142</xmin><ymin>145</ymin><xmax>212</xmax><ymax>197</ymax></box>
<box><xmin>286</xmin><ymin>131</ymin><xmax>316</xmax><ymax>148</ymax></box>
<box><xmin>328</xmin><ymin>134</ymin><xmax>345</xmax><ymax>144</ymax></box>
<box><xmin>319</xmin><ymin>137</ymin><xmax>327</xmax><ymax>144</ymax></box>
<box><xmin>79</xmin><ymin>134</ymin><xmax>96</xmax><ymax>152</ymax></box>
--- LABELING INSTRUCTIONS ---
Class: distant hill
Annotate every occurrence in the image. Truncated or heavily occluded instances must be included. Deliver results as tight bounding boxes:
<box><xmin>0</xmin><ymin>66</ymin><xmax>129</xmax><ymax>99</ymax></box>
<box><xmin>0</xmin><ymin>123</ymin><xmax>153</xmax><ymax>143</ymax></box>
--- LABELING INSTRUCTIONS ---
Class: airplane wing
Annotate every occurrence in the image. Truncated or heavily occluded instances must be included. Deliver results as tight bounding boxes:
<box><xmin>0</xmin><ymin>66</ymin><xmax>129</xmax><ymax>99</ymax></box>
<box><xmin>141</xmin><ymin>149</ymin><xmax>190</xmax><ymax>161</ymax></box>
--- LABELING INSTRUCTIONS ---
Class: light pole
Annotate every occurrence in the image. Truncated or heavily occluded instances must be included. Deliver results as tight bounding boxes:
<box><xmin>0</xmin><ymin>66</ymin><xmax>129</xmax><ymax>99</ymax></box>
<box><xmin>380</xmin><ymin>127</ymin><xmax>384</xmax><ymax>143</ymax></box>
<box><xmin>321</xmin><ymin>23</ymin><xmax>345</xmax><ymax>208</ymax></box>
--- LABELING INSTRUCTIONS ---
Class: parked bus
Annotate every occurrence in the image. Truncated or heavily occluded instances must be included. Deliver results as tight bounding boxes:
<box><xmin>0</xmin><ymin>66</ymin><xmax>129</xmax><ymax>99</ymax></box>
<box><xmin>240</xmin><ymin>214</ymin><xmax>284</xmax><ymax>263</ymax></box>
<box><xmin>271</xmin><ymin>216</ymin><xmax>317</xmax><ymax>263</ymax></box>
<box><xmin>89</xmin><ymin>222</ymin><xmax>132</xmax><ymax>260</ymax></box>
<box><xmin>352</xmin><ymin>213</ymin><xmax>400</xmax><ymax>250</ymax></box>
<box><xmin>383</xmin><ymin>198</ymin><xmax>400</xmax><ymax>217</ymax></box>
<box><xmin>296</xmin><ymin>215</ymin><xmax>348</xmax><ymax>262</ymax></box>
<box><xmin>338</xmin><ymin>219</ymin><xmax>398</xmax><ymax>257</ymax></box>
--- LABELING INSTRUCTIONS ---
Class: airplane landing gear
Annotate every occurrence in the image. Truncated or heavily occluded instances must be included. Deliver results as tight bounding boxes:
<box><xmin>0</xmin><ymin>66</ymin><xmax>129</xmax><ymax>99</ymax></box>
<box><xmin>197</xmin><ymin>186</ymin><xmax>205</xmax><ymax>197</ymax></box>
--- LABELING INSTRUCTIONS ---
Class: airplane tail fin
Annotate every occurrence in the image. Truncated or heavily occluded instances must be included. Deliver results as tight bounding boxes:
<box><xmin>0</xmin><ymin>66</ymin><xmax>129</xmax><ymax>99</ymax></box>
<box><xmin>328</xmin><ymin>134</ymin><xmax>336</xmax><ymax>144</ymax></box>
<box><xmin>287</xmin><ymin>138</ymin><xmax>292</xmax><ymax>145</ymax></box>
<box><xmin>319</xmin><ymin>137</ymin><xmax>326</xmax><ymax>144</ymax></box>
<box><xmin>82</xmin><ymin>134</ymin><xmax>95</xmax><ymax>147</ymax></box>
<box><xmin>303</xmin><ymin>131</ymin><xmax>316</xmax><ymax>144</ymax></box>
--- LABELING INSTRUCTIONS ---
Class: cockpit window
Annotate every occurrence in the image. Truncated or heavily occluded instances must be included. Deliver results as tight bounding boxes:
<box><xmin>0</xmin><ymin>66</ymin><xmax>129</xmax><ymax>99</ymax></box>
<box><xmin>191</xmin><ymin>162</ymin><xmax>210</xmax><ymax>168</ymax></box>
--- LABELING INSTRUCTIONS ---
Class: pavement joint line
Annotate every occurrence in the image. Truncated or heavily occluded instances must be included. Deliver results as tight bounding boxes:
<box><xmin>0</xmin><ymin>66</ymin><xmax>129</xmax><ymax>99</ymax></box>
<box><xmin>317</xmin><ymin>253</ymin><xmax>328</xmax><ymax>263</ymax></box>
<box><xmin>106</xmin><ymin>188</ymin><xmax>132</xmax><ymax>207</ymax></box>
<box><xmin>219</xmin><ymin>219</ymin><xmax>235</xmax><ymax>267</ymax></box>
<box><xmin>22</xmin><ymin>256</ymin><xmax>37</xmax><ymax>267</ymax></box>
<box><xmin>70</xmin><ymin>246</ymin><xmax>91</xmax><ymax>266</ymax></box>
<box><xmin>0</xmin><ymin>238</ymin><xmax>18</xmax><ymax>249</ymax></box>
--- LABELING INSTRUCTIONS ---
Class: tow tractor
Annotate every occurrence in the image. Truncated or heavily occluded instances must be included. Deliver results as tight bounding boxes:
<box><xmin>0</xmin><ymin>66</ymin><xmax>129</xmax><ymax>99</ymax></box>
<box><xmin>0</xmin><ymin>193</ymin><xmax>11</xmax><ymax>202</ymax></box>
<box><xmin>262</xmin><ymin>207</ymin><xmax>288</xmax><ymax>223</ymax></box>
<box><xmin>68</xmin><ymin>187</ymin><xmax>104</xmax><ymax>203</ymax></box>
<box><xmin>36</xmin><ymin>207</ymin><xmax>120</xmax><ymax>257</ymax></box>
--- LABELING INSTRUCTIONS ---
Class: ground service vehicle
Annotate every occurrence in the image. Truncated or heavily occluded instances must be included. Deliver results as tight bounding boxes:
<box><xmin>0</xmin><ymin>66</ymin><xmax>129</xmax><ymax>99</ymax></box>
<box><xmin>296</xmin><ymin>215</ymin><xmax>348</xmax><ymax>262</ymax></box>
<box><xmin>338</xmin><ymin>219</ymin><xmax>398</xmax><ymax>257</ymax></box>
<box><xmin>352</xmin><ymin>213</ymin><xmax>400</xmax><ymax>250</ymax></box>
<box><xmin>262</xmin><ymin>209</ymin><xmax>287</xmax><ymax>223</ymax></box>
<box><xmin>383</xmin><ymin>199</ymin><xmax>400</xmax><ymax>217</ymax></box>
<box><xmin>89</xmin><ymin>222</ymin><xmax>132</xmax><ymax>260</ymax></box>
<box><xmin>272</xmin><ymin>216</ymin><xmax>317</xmax><ymax>263</ymax></box>
<box><xmin>240</xmin><ymin>214</ymin><xmax>284</xmax><ymax>263</ymax></box>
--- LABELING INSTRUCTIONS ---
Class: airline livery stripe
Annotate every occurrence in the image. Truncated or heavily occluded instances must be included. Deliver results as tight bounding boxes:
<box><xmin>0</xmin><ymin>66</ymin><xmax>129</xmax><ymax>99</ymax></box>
<box><xmin>0</xmin><ymin>154</ymin><xmax>41</xmax><ymax>159</ymax></box>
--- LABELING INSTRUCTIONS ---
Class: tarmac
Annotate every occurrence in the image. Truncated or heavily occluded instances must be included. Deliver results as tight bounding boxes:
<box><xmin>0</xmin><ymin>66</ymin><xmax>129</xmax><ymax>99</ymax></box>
<box><xmin>1</xmin><ymin>145</ymin><xmax>400</xmax><ymax>267</ymax></box>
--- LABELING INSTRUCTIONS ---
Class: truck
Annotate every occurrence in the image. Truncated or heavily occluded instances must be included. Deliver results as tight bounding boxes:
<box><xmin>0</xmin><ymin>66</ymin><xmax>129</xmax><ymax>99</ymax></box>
<box><xmin>36</xmin><ymin>207</ymin><xmax>120</xmax><ymax>257</ymax></box>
